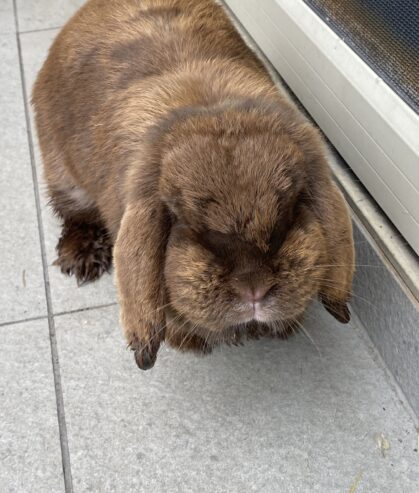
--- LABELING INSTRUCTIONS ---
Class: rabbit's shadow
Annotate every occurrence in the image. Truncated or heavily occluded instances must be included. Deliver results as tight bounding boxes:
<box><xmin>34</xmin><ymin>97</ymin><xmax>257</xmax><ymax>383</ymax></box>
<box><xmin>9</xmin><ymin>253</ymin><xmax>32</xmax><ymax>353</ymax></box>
<box><xmin>149</xmin><ymin>301</ymin><xmax>357</xmax><ymax>415</ymax></box>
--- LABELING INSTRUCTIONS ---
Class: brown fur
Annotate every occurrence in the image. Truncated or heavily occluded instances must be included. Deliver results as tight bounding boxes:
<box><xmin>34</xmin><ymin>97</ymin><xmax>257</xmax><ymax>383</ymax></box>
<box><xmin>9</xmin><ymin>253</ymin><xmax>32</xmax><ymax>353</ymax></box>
<box><xmin>32</xmin><ymin>0</ymin><xmax>355</xmax><ymax>370</ymax></box>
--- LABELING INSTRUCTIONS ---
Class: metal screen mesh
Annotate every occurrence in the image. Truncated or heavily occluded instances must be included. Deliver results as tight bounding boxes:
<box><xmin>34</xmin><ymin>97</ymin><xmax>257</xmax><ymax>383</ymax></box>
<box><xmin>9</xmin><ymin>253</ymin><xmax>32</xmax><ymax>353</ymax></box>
<box><xmin>303</xmin><ymin>0</ymin><xmax>419</xmax><ymax>113</ymax></box>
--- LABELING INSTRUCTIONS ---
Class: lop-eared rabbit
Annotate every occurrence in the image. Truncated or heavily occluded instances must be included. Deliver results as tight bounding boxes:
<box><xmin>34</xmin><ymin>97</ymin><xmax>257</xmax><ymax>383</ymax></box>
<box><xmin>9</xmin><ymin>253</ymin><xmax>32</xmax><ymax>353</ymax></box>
<box><xmin>32</xmin><ymin>0</ymin><xmax>354</xmax><ymax>369</ymax></box>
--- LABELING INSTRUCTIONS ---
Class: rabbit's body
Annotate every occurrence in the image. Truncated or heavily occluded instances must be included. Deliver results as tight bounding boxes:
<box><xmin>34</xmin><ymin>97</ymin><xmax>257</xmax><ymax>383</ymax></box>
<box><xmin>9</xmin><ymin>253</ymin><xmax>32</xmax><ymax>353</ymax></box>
<box><xmin>33</xmin><ymin>0</ymin><xmax>273</xmax><ymax>236</ymax></box>
<box><xmin>33</xmin><ymin>0</ymin><xmax>354</xmax><ymax>369</ymax></box>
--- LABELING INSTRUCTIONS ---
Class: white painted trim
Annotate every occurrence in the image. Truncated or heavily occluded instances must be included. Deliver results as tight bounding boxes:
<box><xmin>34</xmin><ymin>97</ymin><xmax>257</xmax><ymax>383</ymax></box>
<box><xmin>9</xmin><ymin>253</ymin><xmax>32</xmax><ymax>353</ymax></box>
<box><xmin>224</xmin><ymin>0</ymin><xmax>419</xmax><ymax>255</ymax></box>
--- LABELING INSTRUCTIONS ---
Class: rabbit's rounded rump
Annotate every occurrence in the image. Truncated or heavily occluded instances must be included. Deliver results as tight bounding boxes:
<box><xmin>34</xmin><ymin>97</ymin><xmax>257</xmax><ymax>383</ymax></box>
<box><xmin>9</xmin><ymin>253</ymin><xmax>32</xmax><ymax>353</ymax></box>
<box><xmin>32</xmin><ymin>0</ymin><xmax>354</xmax><ymax>370</ymax></box>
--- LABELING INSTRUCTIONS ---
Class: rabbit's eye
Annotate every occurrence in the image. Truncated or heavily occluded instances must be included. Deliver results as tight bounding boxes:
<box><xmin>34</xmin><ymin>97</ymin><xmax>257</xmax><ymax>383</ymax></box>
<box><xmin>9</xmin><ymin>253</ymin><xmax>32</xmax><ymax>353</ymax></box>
<box><xmin>269</xmin><ymin>221</ymin><xmax>288</xmax><ymax>253</ymax></box>
<box><xmin>200</xmin><ymin>230</ymin><xmax>257</xmax><ymax>263</ymax></box>
<box><xmin>201</xmin><ymin>230</ymin><xmax>234</xmax><ymax>256</ymax></box>
<box><xmin>269</xmin><ymin>194</ymin><xmax>303</xmax><ymax>253</ymax></box>
<box><xmin>168</xmin><ymin>208</ymin><xmax>178</xmax><ymax>224</ymax></box>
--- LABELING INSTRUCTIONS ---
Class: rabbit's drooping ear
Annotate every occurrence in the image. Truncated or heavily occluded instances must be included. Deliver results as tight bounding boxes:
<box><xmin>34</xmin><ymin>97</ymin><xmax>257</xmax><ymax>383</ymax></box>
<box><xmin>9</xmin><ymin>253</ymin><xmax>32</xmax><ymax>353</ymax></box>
<box><xmin>114</xmin><ymin>195</ymin><xmax>171</xmax><ymax>370</ymax></box>
<box><xmin>317</xmin><ymin>182</ymin><xmax>355</xmax><ymax>323</ymax></box>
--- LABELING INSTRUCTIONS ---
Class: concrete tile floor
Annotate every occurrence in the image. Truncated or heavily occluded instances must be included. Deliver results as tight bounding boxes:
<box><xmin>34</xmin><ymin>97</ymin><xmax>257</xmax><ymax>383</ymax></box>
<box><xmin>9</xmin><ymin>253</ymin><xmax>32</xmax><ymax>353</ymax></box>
<box><xmin>0</xmin><ymin>1</ymin><xmax>418</xmax><ymax>492</ymax></box>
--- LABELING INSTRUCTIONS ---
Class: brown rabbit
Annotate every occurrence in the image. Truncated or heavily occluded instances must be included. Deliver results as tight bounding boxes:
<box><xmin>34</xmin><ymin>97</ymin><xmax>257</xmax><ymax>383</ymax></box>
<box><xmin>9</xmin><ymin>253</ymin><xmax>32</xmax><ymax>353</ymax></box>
<box><xmin>32</xmin><ymin>0</ymin><xmax>354</xmax><ymax>370</ymax></box>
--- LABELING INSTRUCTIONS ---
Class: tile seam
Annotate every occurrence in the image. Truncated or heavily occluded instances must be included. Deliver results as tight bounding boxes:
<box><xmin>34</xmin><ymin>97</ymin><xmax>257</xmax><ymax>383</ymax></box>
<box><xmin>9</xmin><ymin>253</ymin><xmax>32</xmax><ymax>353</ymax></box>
<box><xmin>12</xmin><ymin>2</ymin><xmax>73</xmax><ymax>491</ymax></box>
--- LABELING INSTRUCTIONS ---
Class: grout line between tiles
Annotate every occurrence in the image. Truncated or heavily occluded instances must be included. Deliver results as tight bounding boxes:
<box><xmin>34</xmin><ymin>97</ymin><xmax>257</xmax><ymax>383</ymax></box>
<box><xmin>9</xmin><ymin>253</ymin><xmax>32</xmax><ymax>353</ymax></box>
<box><xmin>0</xmin><ymin>300</ymin><xmax>118</xmax><ymax>328</ymax></box>
<box><xmin>12</xmin><ymin>2</ymin><xmax>73</xmax><ymax>492</ymax></box>
<box><xmin>0</xmin><ymin>314</ymin><xmax>48</xmax><ymax>328</ymax></box>
<box><xmin>54</xmin><ymin>301</ymin><xmax>118</xmax><ymax>319</ymax></box>
<box><xmin>19</xmin><ymin>25</ymin><xmax>62</xmax><ymax>35</ymax></box>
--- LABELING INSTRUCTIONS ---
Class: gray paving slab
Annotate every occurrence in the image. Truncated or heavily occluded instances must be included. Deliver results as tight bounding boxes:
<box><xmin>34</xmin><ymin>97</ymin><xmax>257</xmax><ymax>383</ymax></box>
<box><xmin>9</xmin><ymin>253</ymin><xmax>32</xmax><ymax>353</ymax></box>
<box><xmin>0</xmin><ymin>0</ymin><xmax>14</xmax><ymax>34</ymax></box>
<box><xmin>55</xmin><ymin>303</ymin><xmax>419</xmax><ymax>493</ymax></box>
<box><xmin>19</xmin><ymin>28</ymin><xmax>57</xmax><ymax>91</ymax></box>
<box><xmin>0</xmin><ymin>34</ymin><xmax>46</xmax><ymax>324</ymax></box>
<box><xmin>352</xmin><ymin>221</ymin><xmax>419</xmax><ymax>418</ymax></box>
<box><xmin>20</xmin><ymin>29</ymin><xmax>117</xmax><ymax>315</ymax></box>
<box><xmin>0</xmin><ymin>319</ymin><xmax>64</xmax><ymax>492</ymax></box>
<box><xmin>16</xmin><ymin>0</ymin><xmax>84</xmax><ymax>32</ymax></box>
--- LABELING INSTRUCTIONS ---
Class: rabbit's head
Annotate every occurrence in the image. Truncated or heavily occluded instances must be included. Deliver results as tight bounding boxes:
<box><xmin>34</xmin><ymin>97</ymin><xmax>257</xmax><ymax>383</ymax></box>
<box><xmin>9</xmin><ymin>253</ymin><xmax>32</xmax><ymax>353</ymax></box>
<box><xmin>153</xmin><ymin>101</ymin><xmax>354</xmax><ymax>349</ymax></box>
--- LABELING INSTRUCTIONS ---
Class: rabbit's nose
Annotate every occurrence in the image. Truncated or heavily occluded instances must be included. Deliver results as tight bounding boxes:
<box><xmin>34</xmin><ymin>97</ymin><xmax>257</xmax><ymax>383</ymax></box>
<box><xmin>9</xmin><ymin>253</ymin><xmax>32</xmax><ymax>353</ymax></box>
<box><xmin>238</xmin><ymin>284</ymin><xmax>270</xmax><ymax>304</ymax></box>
